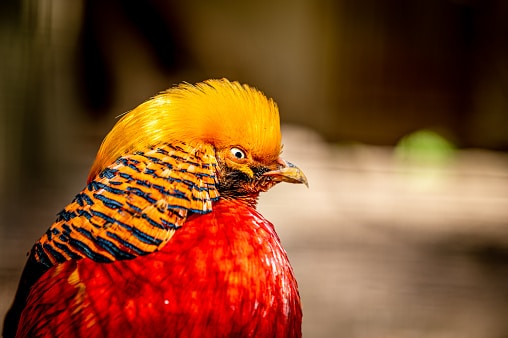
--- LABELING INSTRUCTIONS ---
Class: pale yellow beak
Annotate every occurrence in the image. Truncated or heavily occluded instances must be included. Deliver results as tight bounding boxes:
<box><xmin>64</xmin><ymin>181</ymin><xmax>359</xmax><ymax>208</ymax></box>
<box><xmin>263</xmin><ymin>158</ymin><xmax>309</xmax><ymax>187</ymax></box>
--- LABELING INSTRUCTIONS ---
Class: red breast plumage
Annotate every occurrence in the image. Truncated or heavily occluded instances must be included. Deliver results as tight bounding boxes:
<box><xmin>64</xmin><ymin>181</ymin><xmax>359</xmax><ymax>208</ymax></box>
<box><xmin>18</xmin><ymin>199</ymin><xmax>301</xmax><ymax>337</ymax></box>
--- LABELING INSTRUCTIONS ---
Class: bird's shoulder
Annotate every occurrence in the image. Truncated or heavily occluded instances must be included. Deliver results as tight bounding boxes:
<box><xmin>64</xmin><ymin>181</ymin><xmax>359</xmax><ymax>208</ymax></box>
<box><xmin>32</xmin><ymin>142</ymin><xmax>220</xmax><ymax>267</ymax></box>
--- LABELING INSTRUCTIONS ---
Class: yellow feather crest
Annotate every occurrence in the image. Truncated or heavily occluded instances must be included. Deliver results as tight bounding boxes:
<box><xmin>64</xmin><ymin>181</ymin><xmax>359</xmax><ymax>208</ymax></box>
<box><xmin>88</xmin><ymin>79</ymin><xmax>282</xmax><ymax>181</ymax></box>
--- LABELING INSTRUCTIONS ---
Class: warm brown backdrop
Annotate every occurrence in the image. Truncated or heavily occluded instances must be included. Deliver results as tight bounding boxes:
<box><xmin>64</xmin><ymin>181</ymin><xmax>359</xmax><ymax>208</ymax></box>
<box><xmin>1</xmin><ymin>1</ymin><xmax>508</xmax><ymax>337</ymax></box>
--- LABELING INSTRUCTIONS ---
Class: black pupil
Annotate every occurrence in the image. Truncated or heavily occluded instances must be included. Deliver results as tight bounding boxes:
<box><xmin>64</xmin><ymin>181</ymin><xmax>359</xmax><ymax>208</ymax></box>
<box><xmin>234</xmin><ymin>151</ymin><xmax>243</xmax><ymax>158</ymax></box>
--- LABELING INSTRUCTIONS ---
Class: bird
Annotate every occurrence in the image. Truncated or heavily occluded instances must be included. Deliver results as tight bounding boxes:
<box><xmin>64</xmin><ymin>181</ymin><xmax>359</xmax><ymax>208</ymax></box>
<box><xmin>3</xmin><ymin>78</ymin><xmax>307</xmax><ymax>337</ymax></box>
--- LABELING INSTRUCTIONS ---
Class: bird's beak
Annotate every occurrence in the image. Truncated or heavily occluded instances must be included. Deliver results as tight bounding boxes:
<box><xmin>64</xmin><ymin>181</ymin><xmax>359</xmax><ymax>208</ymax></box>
<box><xmin>263</xmin><ymin>158</ymin><xmax>309</xmax><ymax>187</ymax></box>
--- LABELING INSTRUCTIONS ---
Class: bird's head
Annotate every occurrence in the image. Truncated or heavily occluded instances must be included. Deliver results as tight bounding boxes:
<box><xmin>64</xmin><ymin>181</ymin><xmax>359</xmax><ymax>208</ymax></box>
<box><xmin>88</xmin><ymin>79</ymin><xmax>307</xmax><ymax>206</ymax></box>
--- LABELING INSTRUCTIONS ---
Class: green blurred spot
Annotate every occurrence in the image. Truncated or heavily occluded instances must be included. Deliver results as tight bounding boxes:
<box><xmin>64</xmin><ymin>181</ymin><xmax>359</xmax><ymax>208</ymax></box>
<box><xmin>395</xmin><ymin>129</ymin><xmax>456</xmax><ymax>165</ymax></box>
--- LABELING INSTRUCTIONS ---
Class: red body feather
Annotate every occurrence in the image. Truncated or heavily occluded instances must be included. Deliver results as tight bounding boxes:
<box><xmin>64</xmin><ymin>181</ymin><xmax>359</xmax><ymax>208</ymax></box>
<box><xmin>17</xmin><ymin>199</ymin><xmax>302</xmax><ymax>337</ymax></box>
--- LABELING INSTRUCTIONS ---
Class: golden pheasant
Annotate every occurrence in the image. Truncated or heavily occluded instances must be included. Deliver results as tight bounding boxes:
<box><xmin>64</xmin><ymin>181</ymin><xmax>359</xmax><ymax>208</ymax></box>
<box><xmin>3</xmin><ymin>79</ymin><xmax>307</xmax><ymax>337</ymax></box>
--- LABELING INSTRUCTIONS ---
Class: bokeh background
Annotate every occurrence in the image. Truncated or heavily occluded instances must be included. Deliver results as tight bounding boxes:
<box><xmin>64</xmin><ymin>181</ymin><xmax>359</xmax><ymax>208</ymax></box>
<box><xmin>1</xmin><ymin>1</ymin><xmax>508</xmax><ymax>337</ymax></box>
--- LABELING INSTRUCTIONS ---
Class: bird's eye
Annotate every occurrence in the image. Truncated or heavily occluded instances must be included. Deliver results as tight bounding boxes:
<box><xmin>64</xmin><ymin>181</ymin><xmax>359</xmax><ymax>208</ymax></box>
<box><xmin>230</xmin><ymin>147</ymin><xmax>246</xmax><ymax>159</ymax></box>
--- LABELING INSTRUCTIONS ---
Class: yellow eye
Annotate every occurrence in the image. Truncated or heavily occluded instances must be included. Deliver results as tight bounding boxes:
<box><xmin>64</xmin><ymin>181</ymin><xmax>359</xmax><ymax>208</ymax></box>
<box><xmin>230</xmin><ymin>147</ymin><xmax>246</xmax><ymax>159</ymax></box>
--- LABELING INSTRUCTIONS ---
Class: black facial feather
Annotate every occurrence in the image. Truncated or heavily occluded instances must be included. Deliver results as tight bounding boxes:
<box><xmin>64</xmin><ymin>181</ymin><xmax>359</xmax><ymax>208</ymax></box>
<box><xmin>216</xmin><ymin>164</ymin><xmax>274</xmax><ymax>201</ymax></box>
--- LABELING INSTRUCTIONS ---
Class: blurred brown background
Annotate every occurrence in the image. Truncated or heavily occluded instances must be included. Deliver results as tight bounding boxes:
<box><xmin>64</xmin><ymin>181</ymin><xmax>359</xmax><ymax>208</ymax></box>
<box><xmin>1</xmin><ymin>1</ymin><xmax>508</xmax><ymax>337</ymax></box>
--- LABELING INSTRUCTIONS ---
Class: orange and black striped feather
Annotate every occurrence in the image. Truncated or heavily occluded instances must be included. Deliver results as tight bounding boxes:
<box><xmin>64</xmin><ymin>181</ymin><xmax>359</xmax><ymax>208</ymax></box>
<box><xmin>33</xmin><ymin>141</ymin><xmax>219</xmax><ymax>266</ymax></box>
